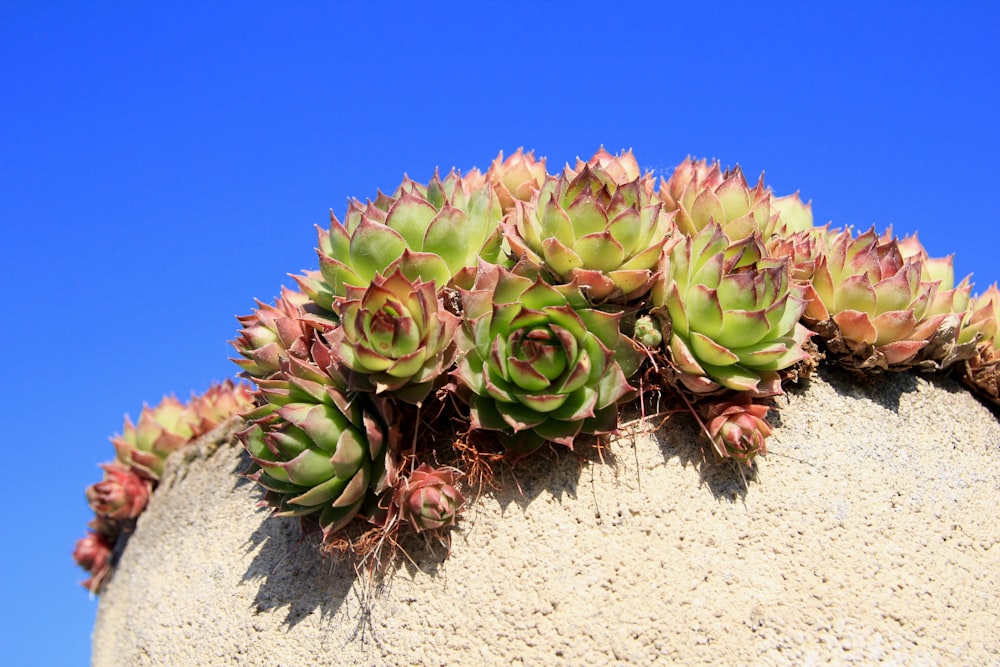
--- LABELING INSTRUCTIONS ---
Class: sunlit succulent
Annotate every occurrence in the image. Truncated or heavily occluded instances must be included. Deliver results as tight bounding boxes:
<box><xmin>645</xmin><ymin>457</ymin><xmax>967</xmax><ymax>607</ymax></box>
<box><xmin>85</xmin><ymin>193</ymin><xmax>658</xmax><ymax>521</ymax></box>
<box><xmin>702</xmin><ymin>395</ymin><xmax>772</xmax><ymax>465</ymax></box>
<box><xmin>316</xmin><ymin>170</ymin><xmax>504</xmax><ymax>296</ymax></box>
<box><xmin>453</xmin><ymin>262</ymin><xmax>637</xmax><ymax>456</ymax></box>
<box><xmin>765</xmin><ymin>225</ymin><xmax>830</xmax><ymax>285</ymax></box>
<box><xmin>239</xmin><ymin>342</ymin><xmax>397</xmax><ymax>538</ymax></box>
<box><xmin>112</xmin><ymin>380</ymin><xmax>255</xmax><ymax>480</ymax></box>
<box><xmin>565</xmin><ymin>146</ymin><xmax>652</xmax><ymax>191</ymax></box>
<box><xmin>964</xmin><ymin>284</ymin><xmax>1000</xmax><ymax>350</ymax></box>
<box><xmin>189</xmin><ymin>380</ymin><xmax>258</xmax><ymax>433</ymax></box>
<box><xmin>803</xmin><ymin>227</ymin><xmax>946</xmax><ymax>370</ymax></box>
<box><xmin>394</xmin><ymin>464</ymin><xmax>465</xmax><ymax>532</ymax></box>
<box><xmin>86</xmin><ymin>462</ymin><xmax>150</xmax><ymax>521</ymax></box>
<box><xmin>961</xmin><ymin>285</ymin><xmax>1000</xmax><ymax>406</ymax></box>
<box><xmin>659</xmin><ymin>158</ymin><xmax>778</xmax><ymax>241</ymax></box>
<box><xmin>328</xmin><ymin>270</ymin><xmax>458</xmax><ymax>404</ymax></box>
<box><xmin>657</xmin><ymin>157</ymin><xmax>721</xmax><ymax>212</ymax></box>
<box><xmin>651</xmin><ymin>223</ymin><xmax>811</xmax><ymax>395</ymax></box>
<box><xmin>771</xmin><ymin>191</ymin><xmax>814</xmax><ymax>236</ymax></box>
<box><xmin>73</xmin><ymin>530</ymin><xmax>115</xmax><ymax>593</ymax></box>
<box><xmin>487</xmin><ymin>148</ymin><xmax>547</xmax><ymax>214</ymax></box>
<box><xmin>506</xmin><ymin>158</ymin><xmax>674</xmax><ymax>302</ymax></box>
<box><xmin>232</xmin><ymin>287</ymin><xmax>330</xmax><ymax>378</ymax></box>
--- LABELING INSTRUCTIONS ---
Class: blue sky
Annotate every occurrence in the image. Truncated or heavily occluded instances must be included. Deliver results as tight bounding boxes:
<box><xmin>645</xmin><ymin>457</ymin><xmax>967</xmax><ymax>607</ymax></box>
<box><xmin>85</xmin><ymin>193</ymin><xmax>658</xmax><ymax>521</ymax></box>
<box><xmin>2</xmin><ymin>2</ymin><xmax>998</xmax><ymax>664</ymax></box>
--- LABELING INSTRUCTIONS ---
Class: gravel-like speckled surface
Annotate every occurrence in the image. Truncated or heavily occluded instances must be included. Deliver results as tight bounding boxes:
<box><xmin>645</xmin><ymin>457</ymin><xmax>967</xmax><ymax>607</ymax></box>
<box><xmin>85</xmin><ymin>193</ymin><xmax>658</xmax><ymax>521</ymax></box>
<box><xmin>93</xmin><ymin>367</ymin><xmax>1000</xmax><ymax>666</ymax></box>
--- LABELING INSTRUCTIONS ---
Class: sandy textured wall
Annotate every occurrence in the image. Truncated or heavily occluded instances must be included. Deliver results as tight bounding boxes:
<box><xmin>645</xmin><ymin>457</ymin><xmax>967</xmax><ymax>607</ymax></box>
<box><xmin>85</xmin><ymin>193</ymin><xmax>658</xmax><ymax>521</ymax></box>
<box><xmin>93</xmin><ymin>368</ymin><xmax>1000</xmax><ymax>666</ymax></box>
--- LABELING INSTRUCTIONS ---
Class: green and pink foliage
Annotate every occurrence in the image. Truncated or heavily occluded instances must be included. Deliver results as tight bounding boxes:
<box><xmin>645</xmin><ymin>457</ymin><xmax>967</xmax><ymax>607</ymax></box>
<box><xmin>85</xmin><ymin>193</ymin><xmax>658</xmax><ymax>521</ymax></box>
<box><xmin>112</xmin><ymin>380</ymin><xmax>255</xmax><ymax>481</ymax></box>
<box><xmin>453</xmin><ymin>261</ymin><xmax>637</xmax><ymax>456</ymax></box>
<box><xmin>69</xmin><ymin>144</ymin><xmax>993</xmax><ymax>574</ymax></box>
<box><xmin>651</xmin><ymin>223</ymin><xmax>811</xmax><ymax>396</ymax></box>
<box><xmin>507</xmin><ymin>149</ymin><xmax>674</xmax><ymax>303</ymax></box>
<box><xmin>702</xmin><ymin>395</ymin><xmax>773</xmax><ymax>465</ymax></box>
<box><xmin>315</xmin><ymin>169</ymin><xmax>504</xmax><ymax>298</ymax></box>
<box><xmin>803</xmin><ymin>227</ymin><xmax>946</xmax><ymax>370</ymax></box>
<box><xmin>961</xmin><ymin>284</ymin><xmax>1000</xmax><ymax>405</ymax></box>
<box><xmin>487</xmin><ymin>148</ymin><xmax>548</xmax><ymax>214</ymax></box>
<box><xmin>394</xmin><ymin>464</ymin><xmax>466</xmax><ymax>533</ymax></box>
<box><xmin>76</xmin><ymin>381</ymin><xmax>254</xmax><ymax>593</ymax></box>
<box><xmin>238</xmin><ymin>339</ymin><xmax>397</xmax><ymax>539</ymax></box>
<box><xmin>328</xmin><ymin>269</ymin><xmax>459</xmax><ymax>405</ymax></box>
<box><xmin>85</xmin><ymin>463</ymin><xmax>150</xmax><ymax>521</ymax></box>
<box><xmin>659</xmin><ymin>158</ymin><xmax>778</xmax><ymax>241</ymax></box>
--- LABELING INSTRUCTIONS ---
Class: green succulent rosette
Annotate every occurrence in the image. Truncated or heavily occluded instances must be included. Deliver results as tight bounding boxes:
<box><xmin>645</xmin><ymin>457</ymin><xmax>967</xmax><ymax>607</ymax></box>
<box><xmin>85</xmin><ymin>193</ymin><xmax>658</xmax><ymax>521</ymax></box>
<box><xmin>804</xmin><ymin>227</ymin><xmax>946</xmax><ymax>370</ymax></box>
<box><xmin>231</xmin><ymin>287</ymin><xmax>331</xmax><ymax>381</ymax></box>
<box><xmin>238</xmin><ymin>341</ymin><xmax>396</xmax><ymax>538</ymax></box>
<box><xmin>112</xmin><ymin>381</ymin><xmax>255</xmax><ymax>481</ymax></box>
<box><xmin>651</xmin><ymin>223</ymin><xmax>811</xmax><ymax>395</ymax></box>
<box><xmin>306</xmin><ymin>170</ymin><xmax>504</xmax><ymax>307</ymax></box>
<box><xmin>659</xmin><ymin>159</ymin><xmax>779</xmax><ymax>241</ymax></box>
<box><xmin>327</xmin><ymin>269</ymin><xmax>459</xmax><ymax>405</ymax></box>
<box><xmin>506</xmin><ymin>163</ymin><xmax>674</xmax><ymax>303</ymax></box>
<box><xmin>453</xmin><ymin>262</ymin><xmax>637</xmax><ymax>456</ymax></box>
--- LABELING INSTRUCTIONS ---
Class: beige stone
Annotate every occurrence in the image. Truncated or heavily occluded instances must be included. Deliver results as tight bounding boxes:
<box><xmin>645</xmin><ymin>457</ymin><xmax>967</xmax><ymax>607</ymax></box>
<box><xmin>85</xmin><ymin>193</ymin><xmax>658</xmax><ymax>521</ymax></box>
<box><xmin>93</xmin><ymin>367</ymin><xmax>1000</xmax><ymax>666</ymax></box>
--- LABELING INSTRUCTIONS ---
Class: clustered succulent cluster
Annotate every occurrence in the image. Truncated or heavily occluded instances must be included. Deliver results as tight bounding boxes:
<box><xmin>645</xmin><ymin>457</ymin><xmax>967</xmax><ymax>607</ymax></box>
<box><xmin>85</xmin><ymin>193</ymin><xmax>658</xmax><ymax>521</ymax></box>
<box><xmin>77</xmin><ymin>147</ymin><xmax>1000</xmax><ymax>589</ymax></box>
<box><xmin>73</xmin><ymin>381</ymin><xmax>254</xmax><ymax>592</ymax></box>
<box><xmin>227</xmin><ymin>146</ymin><xmax>1000</xmax><ymax>556</ymax></box>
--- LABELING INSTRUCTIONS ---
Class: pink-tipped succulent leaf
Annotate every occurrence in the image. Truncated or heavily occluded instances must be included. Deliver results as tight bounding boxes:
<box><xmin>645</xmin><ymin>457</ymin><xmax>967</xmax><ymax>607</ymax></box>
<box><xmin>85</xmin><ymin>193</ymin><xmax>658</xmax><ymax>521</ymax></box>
<box><xmin>660</xmin><ymin>158</ymin><xmax>779</xmax><ymax>241</ymax></box>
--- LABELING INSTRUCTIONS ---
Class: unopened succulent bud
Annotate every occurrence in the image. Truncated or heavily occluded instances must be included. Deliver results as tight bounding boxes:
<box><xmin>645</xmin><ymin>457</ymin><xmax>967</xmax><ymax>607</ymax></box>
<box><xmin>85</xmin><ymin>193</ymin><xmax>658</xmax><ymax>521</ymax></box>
<box><xmin>634</xmin><ymin>315</ymin><xmax>663</xmax><ymax>348</ymax></box>
<box><xmin>86</xmin><ymin>463</ymin><xmax>150</xmax><ymax>521</ymax></box>
<box><xmin>702</xmin><ymin>396</ymin><xmax>772</xmax><ymax>465</ymax></box>
<box><xmin>73</xmin><ymin>532</ymin><xmax>115</xmax><ymax>592</ymax></box>
<box><xmin>394</xmin><ymin>464</ymin><xmax>465</xmax><ymax>532</ymax></box>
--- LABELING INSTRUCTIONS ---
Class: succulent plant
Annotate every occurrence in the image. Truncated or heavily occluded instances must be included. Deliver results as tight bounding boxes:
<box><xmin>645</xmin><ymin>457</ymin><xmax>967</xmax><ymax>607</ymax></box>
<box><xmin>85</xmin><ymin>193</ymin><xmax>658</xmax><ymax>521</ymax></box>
<box><xmin>487</xmin><ymin>148</ymin><xmax>547</xmax><ymax>214</ymax></box>
<box><xmin>961</xmin><ymin>285</ymin><xmax>1000</xmax><ymax>406</ymax></box>
<box><xmin>771</xmin><ymin>191</ymin><xmax>814</xmax><ymax>236</ymax></box>
<box><xmin>765</xmin><ymin>225</ymin><xmax>830</xmax><ymax>285</ymax></box>
<box><xmin>650</xmin><ymin>223</ymin><xmax>812</xmax><ymax>395</ymax></box>
<box><xmin>189</xmin><ymin>380</ymin><xmax>258</xmax><ymax>433</ymax></box>
<box><xmin>657</xmin><ymin>157</ymin><xmax>720</xmax><ymax>212</ymax></box>
<box><xmin>86</xmin><ymin>462</ymin><xmax>150</xmax><ymax>521</ymax></box>
<box><xmin>659</xmin><ymin>158</ymin><xmax>778</xmax><ymax>241</ymax></box>
<box><xmin>565</xmin><ymin>146</ymin><xmax>651</xmax><ymax>190</ymax></box>
<box><xmin>112</xmin><ymin>380</ymin><xmax>255</xmax><ymax>480</ymax></box>
<box><xmin>803</xmin><ymin>227</ymin><xmax>946</xmax><ymax>370</ymax></box>
<box><xmin>506</xmin><ymin>157</ymin><xmax>674</xmax><ymax>303</ymax></box>
<box><xmin>394</xmin><ymin>464</ymin><xmax>465</xmax><ymax>532</ymax></box>
<box><xmin>327</xmin><ymin>270</ymin><xmax>459</xmax><ymax>404</ymax></box>
<box><xmin>315</xmin><ymin>169</ymin><xmax>504</xmax><ymax>297</ymax></box>
<box><xmin>453</xmin><ymin>262</ymin><xmax>637</xmax><ymax>456</ymax></box>
<box><xmin>702</xmin><ymin>395</ymin><xmax>772</xmax><ymax>465</ymax></box>
<box><xmin>73</xmin><ymin>530</ymin><xmax>115</xmax><ymax>593</ymax></box>
<box><xmin>232</xmin><ymin>287</ymin><xmax>331</xmax><ymax>380</ymax></box>
<box><xmin>238</xmin><ymin>341</ymin><xmax>397</xmax><ymax>538</ymax></box>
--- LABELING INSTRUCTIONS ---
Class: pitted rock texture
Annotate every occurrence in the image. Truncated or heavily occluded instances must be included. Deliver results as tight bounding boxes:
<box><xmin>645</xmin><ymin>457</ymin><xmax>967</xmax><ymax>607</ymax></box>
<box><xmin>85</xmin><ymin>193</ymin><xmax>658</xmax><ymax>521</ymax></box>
<box><xmin>93</xmin><ymin>368</ymin><xmax>1000</xmax><ymax>666</ymax></box>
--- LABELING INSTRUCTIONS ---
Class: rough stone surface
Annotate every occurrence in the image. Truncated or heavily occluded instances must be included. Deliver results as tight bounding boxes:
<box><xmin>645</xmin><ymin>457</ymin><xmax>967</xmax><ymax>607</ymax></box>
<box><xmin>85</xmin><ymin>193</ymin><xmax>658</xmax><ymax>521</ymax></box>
<box><xmin>93</xmin><ymin>368</ymin><xmax>1000</xmax><ymax>666</ymax></box>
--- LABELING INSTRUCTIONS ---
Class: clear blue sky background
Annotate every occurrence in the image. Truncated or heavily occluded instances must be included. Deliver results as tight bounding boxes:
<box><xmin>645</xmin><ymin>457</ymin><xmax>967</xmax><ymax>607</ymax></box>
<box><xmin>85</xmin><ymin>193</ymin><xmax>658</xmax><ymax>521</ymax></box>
<box><xmin>2</xmin><ymin>2</ymin><xmax>997</xmax><ymax>664</ymax></box>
